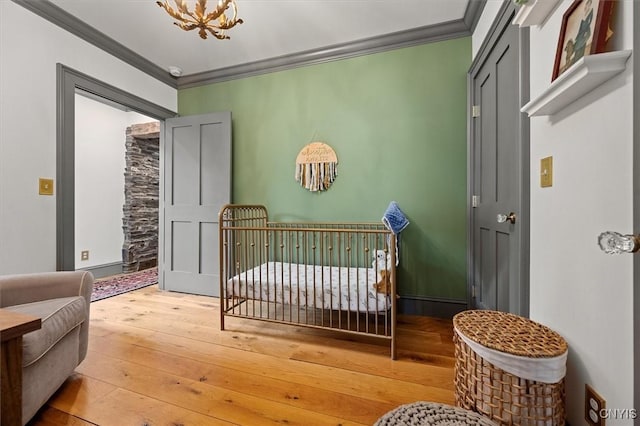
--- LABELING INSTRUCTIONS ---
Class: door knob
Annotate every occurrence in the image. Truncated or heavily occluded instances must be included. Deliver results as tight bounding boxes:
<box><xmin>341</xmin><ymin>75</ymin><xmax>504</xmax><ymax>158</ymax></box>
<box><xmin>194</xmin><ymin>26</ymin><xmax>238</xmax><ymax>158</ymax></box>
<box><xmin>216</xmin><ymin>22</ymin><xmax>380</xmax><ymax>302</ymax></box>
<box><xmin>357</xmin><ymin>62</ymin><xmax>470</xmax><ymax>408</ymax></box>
<box><xmin>598</xmin><ymin>231</ymin><xmax>640</xmax><ymax>254</ymax></box>
<box><xmin>497</xmin><ymin>212</ymin><xmax>516</xmax><ymax>224</ymax></box>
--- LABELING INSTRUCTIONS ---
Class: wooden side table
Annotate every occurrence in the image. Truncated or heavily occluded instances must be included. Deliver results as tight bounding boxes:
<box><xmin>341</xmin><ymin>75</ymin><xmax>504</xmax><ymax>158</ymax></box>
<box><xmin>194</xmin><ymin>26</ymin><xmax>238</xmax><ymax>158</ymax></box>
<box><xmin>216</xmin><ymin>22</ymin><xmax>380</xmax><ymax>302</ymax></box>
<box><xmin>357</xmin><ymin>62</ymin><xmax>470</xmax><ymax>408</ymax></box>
<box><xmin>0</xmin><ymin>309</ymin><xmax>41</xmax><ymax>426</ymax></box>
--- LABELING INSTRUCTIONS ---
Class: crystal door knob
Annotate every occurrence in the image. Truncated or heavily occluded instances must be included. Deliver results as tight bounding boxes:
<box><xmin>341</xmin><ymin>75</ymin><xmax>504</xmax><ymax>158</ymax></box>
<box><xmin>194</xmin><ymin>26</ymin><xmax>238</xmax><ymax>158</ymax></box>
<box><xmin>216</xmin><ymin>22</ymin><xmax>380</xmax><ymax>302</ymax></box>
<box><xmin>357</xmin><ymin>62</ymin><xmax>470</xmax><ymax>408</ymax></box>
<box><xmin>598</xmin><ymin>231</ymin><xmax>640</xmax><ymax>254</ymax></box>
<box><xmin>497</xmin><ymin>212</ymin><xmax>516</xmax><ymax>224</ymax></box>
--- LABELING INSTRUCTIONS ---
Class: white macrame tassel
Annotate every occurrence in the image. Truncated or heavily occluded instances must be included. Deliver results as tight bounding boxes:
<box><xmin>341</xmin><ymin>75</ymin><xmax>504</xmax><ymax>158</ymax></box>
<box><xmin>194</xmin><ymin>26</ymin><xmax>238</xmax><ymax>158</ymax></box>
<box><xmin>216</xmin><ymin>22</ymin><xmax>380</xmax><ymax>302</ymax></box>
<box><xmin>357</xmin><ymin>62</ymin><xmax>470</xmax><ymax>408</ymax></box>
<box><xmin>295</xmin><ymin>142</ymin><xmax>338</xmax><ymax>192</ymax></box>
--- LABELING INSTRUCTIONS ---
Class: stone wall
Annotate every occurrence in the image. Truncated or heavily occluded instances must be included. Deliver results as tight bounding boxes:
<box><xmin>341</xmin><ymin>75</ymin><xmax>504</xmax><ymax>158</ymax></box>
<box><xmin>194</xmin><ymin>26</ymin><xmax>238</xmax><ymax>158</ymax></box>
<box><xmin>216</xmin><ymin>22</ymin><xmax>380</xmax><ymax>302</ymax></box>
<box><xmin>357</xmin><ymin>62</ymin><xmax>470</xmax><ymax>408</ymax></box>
<box><xmin>122</xmin><ymin>122</ymin><xmax>159</xmax><ymax>273</ymax></box>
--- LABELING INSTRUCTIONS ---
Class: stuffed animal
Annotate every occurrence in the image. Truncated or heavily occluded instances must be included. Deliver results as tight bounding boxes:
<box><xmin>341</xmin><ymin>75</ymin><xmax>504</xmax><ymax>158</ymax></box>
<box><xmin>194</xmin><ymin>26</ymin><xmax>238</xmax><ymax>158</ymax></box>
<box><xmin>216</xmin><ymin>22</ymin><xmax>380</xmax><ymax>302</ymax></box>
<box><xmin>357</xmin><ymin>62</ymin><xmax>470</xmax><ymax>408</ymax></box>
<box><xmin>374</xmin><ymin>269</ymin><xmax>391</xmax><ymax>295</ymax></box>
<box><xmin>372</xmin><ymin>249</ymin><xmax>391</xmax><ymax>272</ymax></box>
<box><xmin>372</xmin><ymin>250</ymin><xmax>392</xmax><ymax>295</ymax></box>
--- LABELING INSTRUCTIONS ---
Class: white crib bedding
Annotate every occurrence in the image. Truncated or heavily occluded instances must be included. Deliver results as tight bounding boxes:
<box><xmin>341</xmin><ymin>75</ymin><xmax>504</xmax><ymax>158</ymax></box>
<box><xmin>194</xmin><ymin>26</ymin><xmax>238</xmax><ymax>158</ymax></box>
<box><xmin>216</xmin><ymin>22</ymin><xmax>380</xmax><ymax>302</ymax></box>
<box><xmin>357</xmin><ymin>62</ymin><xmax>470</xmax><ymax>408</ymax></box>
<box><xmin>226</xmin><ymin>261</ymin><xmax>390</xmax><ymax>313</ymax></box>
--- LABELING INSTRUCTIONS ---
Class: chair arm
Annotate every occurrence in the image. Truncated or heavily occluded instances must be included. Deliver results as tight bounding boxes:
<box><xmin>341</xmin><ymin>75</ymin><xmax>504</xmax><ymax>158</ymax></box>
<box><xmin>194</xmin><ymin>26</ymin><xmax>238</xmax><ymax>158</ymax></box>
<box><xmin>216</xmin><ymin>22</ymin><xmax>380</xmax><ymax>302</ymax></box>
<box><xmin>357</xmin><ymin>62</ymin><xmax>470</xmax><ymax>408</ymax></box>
<box><xmin>0</xmin><ymin>271</ymin><xmax>94</xmax><ymax>308</ymax></box>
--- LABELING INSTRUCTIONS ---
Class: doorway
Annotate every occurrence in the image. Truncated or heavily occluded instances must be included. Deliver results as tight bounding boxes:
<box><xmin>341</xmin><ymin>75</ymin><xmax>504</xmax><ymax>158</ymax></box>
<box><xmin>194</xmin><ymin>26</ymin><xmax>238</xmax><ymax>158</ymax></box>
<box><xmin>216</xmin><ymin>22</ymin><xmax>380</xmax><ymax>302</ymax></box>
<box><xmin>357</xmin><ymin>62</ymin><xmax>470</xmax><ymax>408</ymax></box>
<box><xmin>467</xmin><ymin>2</ymin><xmax>530</xmax><ymax>315</ymax></box>
<box><xmin>56</xmin><ymin>64</ymin><xmax>176</xmax><ymax>273</ymax></box>
<box><xmin>74</xmin><ymin>91</ymin><xmax>159</xmax><ymax>278</ymax></box>
<box><xmin>121</xmin><ymin>121</ymin><xmax>161</xmax><ymax>274</ymax></box>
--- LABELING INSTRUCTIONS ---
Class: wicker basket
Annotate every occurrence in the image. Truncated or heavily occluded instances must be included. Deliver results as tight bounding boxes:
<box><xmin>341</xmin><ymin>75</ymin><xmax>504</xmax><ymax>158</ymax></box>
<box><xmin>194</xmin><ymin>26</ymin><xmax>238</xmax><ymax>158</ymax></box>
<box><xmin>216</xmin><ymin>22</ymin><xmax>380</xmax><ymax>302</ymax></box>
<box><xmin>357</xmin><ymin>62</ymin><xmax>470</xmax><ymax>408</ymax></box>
<box><xmin>453</xmin><ymin>310</ymin><xmax>568</xmax><ymax>425</ymax></box>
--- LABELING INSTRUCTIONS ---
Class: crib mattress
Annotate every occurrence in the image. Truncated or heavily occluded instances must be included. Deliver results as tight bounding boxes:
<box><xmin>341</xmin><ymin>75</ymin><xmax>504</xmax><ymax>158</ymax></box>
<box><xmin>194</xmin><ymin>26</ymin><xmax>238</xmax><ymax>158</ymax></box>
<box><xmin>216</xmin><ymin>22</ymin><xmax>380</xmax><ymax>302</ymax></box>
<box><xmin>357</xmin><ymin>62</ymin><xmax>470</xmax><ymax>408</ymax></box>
<box><xmin>226</xmin><ymin>261</ymin><xmax>390</xmax><ymax>313</ymax></box>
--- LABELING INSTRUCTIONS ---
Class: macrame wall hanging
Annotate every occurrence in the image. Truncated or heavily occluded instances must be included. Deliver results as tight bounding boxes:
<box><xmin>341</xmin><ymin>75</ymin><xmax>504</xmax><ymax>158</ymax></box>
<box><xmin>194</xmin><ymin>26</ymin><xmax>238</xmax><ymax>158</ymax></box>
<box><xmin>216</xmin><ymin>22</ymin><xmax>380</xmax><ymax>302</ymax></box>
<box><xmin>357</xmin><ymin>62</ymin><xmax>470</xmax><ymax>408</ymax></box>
<box><xmin>294</xmin><ymin>142</ymin><xmax>338</xmax><ymax>192</ymax></box>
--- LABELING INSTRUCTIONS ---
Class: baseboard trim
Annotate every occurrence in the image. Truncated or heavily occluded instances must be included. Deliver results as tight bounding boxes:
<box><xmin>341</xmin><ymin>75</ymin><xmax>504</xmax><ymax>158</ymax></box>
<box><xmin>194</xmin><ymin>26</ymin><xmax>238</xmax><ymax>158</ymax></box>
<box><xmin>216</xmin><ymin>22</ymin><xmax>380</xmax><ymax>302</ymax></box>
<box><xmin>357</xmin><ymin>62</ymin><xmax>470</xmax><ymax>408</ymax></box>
<box><xmin>399</xmin><ymin>295</ymin><xmax>468</xmax><ymax>319</ymax></box>
<box><xmin>78</xmin><ymin>262</ymin><xmax>123</xmax><ymax>279</ymax></box>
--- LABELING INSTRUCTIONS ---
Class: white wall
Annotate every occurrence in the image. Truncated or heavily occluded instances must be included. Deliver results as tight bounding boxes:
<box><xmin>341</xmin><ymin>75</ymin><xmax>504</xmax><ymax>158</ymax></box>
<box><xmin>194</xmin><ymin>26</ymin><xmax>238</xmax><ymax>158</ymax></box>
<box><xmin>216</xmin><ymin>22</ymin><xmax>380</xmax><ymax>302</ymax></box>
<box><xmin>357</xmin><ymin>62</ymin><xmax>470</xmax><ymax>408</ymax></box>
<box><xmin>472</xmin><ymin>0</ymin><xmax>505</xmax><ymax>58</ymax></box>
<box><xmin>473</xmin><ymin>1</ymin><xmax>634</xmax><ymax>424</ymax></box>
<box><xmin>528</xmin><ymin>1</ymin><xmax>634</xmax><ymax>422</ymax></box>
<box><xmin>74</xmin><ymin>94</ymin><xmax>156</xmax><ymax>269</ymax></box>
<box><xmin>0</xmin><ymin>1</ymin><xmax>176</xmax><ymax>275</ymax></box>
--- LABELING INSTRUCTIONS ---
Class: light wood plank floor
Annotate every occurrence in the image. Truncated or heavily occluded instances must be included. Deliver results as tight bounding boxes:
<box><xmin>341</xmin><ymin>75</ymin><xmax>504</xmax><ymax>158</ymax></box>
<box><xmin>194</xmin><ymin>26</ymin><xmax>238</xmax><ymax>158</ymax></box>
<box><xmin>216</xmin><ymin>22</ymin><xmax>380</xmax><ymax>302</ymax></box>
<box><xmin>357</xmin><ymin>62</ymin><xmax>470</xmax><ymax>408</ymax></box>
<box><xmin>28</xmin><ymin>285</ymin><xmax>455</xmax><ymax>426</ymax></box>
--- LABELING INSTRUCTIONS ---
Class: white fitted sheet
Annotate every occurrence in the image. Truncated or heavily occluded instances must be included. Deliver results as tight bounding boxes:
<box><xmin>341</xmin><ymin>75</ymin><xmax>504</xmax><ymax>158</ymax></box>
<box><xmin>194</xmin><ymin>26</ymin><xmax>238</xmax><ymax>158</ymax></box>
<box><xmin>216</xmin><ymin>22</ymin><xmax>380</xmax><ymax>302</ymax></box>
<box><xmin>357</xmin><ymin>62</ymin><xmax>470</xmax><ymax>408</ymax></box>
<box><xmin>226</xmin><ymin>261</ymin><xmax>390</xmax><ymax>313</ymax></box>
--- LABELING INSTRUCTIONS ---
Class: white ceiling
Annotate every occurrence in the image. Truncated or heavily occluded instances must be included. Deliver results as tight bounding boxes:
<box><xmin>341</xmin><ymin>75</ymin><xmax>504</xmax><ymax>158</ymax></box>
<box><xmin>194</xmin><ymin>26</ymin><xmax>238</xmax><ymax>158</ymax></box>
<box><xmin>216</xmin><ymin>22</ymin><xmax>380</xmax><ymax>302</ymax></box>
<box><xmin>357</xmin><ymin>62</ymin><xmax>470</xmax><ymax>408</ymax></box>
<box><xmin>48</xmin><ymin>0</ymin><xmax>473</xmax><ymax>79</ymax></box>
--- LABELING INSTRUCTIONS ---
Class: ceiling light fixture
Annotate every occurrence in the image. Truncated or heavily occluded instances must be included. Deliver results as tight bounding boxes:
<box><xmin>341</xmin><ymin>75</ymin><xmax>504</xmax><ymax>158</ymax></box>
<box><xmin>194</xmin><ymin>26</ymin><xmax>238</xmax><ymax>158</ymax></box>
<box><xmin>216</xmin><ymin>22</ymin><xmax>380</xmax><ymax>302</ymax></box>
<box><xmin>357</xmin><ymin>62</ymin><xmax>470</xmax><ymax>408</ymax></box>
<box><xmin>156</xmin><ymin>0</ymin><xmax>243</xmax><ymax>40</ymax></box>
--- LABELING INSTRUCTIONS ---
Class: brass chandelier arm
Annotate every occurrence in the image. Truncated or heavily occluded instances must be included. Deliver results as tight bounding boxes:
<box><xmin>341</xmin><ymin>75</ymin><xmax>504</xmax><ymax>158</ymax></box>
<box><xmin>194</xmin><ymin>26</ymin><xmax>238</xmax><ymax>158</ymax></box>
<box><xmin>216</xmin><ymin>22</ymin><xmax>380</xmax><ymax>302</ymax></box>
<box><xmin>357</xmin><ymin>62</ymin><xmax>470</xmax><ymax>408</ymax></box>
<box><xmin>195</xmin><ymin>0</ymin><xmax>208</xmax><ymax>19</ymax></box>
<box><xmin>156</xmin><ymin>0</ymin><xmax>243</xmax><ymax>40</ymax></box>
<box><xmin>176</xmin><ymin>22</ymin><xmax>199</xmax><ymax>31</ymax></box>
<box><xmin>203</xmin><ymin>0</ymin><xmax>229</xmax><ymax>22</ymax></box>
<box><xmin>205</xmin><ymin>26</ymin><xmax>229</xmax><ymax>40</ymax></box>
<box><xmin>156</xmin><ymin>1</ymin><xmax>186</xmax><ymax>22</ymax></box>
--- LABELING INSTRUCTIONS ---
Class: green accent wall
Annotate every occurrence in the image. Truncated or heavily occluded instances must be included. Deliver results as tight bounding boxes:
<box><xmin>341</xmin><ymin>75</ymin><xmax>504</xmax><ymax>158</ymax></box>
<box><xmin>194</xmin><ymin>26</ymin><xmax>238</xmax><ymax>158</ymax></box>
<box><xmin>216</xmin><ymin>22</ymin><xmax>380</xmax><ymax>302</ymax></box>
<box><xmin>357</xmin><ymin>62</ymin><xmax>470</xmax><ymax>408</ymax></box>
<box><xmin>179</xmin><ymin>37</ymin><xmax>471</xmax><ymax>300</ymax></box>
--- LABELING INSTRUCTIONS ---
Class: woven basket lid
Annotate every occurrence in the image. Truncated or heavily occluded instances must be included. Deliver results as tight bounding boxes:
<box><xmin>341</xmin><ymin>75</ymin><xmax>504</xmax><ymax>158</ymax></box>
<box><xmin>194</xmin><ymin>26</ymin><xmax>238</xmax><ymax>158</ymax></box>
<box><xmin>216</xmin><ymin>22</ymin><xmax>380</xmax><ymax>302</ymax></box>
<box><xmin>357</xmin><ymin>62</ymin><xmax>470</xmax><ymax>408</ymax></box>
<box><xmin>453</xmin><ymin>310</ymin><xmax>567</xmax><ymax>358</ymax></box>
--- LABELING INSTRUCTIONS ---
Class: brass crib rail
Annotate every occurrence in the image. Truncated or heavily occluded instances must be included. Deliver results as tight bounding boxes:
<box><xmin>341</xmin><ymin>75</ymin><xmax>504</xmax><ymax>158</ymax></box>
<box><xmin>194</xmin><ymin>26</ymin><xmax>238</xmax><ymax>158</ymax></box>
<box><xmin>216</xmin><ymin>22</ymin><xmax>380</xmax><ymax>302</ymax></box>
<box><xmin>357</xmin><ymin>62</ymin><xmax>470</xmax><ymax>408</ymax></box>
<box><xmin>218</xmin><ymin>204</ymin><xmax>398</xmax><ymax>359</ymax></box>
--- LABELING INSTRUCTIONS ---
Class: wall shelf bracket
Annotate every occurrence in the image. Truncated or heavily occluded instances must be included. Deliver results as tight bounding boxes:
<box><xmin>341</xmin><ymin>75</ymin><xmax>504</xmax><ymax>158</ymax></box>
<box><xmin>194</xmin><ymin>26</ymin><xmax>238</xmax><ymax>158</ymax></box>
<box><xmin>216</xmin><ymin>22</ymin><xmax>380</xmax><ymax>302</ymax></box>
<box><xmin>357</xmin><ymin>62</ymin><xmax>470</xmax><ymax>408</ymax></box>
<box><xmin>512</xmin><ymin>0</ymin><xmax>562</xmax><ymax>27</ymax></box>
<box><xmin>521</xmin><ymin>50</ymin><xmax>632</xmax><ymax>117</ymax></box>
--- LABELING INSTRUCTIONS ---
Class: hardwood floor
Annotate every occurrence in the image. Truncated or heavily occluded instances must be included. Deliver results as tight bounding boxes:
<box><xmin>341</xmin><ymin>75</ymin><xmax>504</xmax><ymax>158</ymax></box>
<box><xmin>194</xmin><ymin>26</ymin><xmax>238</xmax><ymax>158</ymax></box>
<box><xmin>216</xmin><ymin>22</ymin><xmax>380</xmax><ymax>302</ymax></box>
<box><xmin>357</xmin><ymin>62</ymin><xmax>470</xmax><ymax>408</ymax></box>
<box><xmin>28</xmin><ymin>285</ymin><xmax>456</xmax><ymax>426</ymax></box>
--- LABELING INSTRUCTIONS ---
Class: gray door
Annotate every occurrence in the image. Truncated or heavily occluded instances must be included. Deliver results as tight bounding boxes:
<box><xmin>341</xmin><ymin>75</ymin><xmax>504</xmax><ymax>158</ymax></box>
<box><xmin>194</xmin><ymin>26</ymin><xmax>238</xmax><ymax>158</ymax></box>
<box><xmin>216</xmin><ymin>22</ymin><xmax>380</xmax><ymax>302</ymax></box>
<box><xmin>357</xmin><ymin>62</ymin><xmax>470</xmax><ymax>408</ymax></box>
<box><xmin>160</xmin><ymin>112</ymin><xmax>231</xmax><ymax>296</ymax></box>
<box><xmin>469</xmin><ymin>5</ymin><xmax>528</xmax><ymax>315</ymax></box>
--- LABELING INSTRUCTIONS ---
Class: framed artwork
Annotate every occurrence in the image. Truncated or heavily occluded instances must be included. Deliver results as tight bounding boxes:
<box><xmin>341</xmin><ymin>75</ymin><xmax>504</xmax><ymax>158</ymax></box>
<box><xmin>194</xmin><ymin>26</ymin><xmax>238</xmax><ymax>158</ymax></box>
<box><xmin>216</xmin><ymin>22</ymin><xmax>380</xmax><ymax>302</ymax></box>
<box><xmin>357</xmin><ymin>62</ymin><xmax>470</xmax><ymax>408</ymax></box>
<box><xmin>552</xmin><ymin>0</ymin><xmax>614</xmax><ymax>81</ymax></box>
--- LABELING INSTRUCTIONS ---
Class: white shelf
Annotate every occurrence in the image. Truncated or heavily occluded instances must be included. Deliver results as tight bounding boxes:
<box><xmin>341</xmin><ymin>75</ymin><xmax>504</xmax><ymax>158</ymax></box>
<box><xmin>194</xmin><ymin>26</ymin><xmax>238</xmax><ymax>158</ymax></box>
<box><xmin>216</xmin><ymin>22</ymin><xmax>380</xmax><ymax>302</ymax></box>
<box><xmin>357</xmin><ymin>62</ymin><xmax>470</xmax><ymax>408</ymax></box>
<box><xmin>513</xmin><ymin>0</ymin><xmax>562</xmax><ymax>27</ymax></box>
<box><xmin>521</xmin><ymin>50</ymin><xmax>632</xmax><ymax>117</ymax></box>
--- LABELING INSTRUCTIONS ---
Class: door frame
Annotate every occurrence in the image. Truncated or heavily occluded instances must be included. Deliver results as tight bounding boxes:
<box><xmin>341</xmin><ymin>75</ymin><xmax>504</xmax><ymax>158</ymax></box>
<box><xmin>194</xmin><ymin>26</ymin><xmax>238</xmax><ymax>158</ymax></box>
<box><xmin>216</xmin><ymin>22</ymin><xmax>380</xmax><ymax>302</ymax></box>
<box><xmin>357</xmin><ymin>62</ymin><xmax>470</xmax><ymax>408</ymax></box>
<box><xmin>633</xmin><ymin>1</ymin><xmax>639</xmax><ymax>416</ymax></box>
<box><xmin>56</xmin><ymin>64</ymin><xmax>176</xmax><ymax>271</ymax></box>
<box><xmin>466</xmin><ymin>0</ymin><xmax>530</xmax><ymax>316</ymax></box>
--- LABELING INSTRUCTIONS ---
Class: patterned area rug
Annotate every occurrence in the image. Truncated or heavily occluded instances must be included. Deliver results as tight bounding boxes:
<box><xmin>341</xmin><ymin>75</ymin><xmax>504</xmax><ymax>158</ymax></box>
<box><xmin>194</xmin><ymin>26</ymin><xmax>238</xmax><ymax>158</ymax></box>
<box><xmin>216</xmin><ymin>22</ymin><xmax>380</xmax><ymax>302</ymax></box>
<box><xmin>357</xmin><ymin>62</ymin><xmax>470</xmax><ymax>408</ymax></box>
<box><xmin>91</xmin><ymin>267</ymin><xmax>158</xmax><ymax>302</ymax></box>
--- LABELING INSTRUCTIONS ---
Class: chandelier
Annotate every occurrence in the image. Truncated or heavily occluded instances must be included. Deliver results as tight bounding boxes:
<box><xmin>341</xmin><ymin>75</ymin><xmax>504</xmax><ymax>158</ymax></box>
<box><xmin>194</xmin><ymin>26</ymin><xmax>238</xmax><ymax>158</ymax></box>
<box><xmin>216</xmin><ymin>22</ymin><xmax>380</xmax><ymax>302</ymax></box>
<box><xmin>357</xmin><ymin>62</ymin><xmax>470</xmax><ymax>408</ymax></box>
<box><xmin>156</xmin><ymin>0</ymin><xmax>243</xmax><ymax>40</ymax></box>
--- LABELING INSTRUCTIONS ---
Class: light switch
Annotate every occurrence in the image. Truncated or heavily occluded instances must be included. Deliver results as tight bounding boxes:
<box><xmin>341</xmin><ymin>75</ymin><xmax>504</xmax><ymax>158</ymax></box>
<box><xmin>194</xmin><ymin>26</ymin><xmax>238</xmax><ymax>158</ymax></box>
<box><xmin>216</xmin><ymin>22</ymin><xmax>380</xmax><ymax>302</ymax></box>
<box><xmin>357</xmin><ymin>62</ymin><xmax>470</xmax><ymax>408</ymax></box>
<box><xmin>540</xmin><ymin>157</ymin><xmax>553</xmax><ymax>188</ymax></box>
<box><xmin>39</xmin><ymin>178</ymin><xmax>54</xmax><ymax>195</ymax></box>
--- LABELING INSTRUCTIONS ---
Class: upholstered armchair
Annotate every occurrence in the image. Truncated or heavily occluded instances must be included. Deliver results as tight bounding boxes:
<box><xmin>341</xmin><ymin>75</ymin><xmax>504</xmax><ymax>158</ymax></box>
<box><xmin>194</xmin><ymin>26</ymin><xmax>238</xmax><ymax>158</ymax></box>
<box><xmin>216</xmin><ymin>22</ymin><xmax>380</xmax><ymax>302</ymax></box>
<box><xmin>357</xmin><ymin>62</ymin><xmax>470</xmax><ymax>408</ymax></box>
<box><xmin>0</xmin><ymin>271</ymin><xmax>93</xmax><ymax>425</ymax></box>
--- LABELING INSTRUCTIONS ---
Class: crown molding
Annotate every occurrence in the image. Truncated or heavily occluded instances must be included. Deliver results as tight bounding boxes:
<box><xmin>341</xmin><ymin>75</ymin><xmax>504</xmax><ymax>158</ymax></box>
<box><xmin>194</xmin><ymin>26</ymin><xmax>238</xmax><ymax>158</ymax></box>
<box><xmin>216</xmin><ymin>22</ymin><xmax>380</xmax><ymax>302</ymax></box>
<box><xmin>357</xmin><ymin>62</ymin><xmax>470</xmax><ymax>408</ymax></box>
<box><xmin>464</xmin><ymin>0</ymin><xmax>488</xmax><ymax>33</ymax></box>
<box><xmin>12</xmin><ymin>0</ymin><xmax>178</xmax><ymax>88</ymax></box>
<box><xmin>14</xmin><ymin>0</ymin><xmax>485</xmax><ymax>90</ymax></box>
<box><xmin>179</xmin><ymin>0</ymin><xmax>486</xmax><ymax>88</ymax></box>
<box><xmin>178</xmin><ymin>19</ymin><xmax>472</xmax><ymax>88</ymax></box>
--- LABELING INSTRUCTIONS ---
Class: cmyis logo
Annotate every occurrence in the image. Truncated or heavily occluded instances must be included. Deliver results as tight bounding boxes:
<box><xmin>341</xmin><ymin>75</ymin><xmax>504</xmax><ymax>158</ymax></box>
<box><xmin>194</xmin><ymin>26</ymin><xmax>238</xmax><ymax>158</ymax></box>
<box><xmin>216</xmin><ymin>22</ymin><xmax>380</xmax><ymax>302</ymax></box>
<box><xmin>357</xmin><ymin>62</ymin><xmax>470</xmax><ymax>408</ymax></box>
<box><xmin>600</xmin><ymin>408</ymin><xmax>638</xmax><ymax>420</ymax></box>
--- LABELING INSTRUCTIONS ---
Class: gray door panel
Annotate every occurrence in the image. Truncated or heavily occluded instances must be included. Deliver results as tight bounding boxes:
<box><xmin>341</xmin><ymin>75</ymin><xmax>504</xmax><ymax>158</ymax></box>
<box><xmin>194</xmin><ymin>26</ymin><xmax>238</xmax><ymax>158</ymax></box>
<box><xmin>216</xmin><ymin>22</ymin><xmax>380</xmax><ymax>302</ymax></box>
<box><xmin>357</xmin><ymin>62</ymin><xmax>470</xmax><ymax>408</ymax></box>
<box><xmin>471</xmin><ymin>16</ymin><xmax>522</xmax><ymax>314</ymax></box>
<box><xmin>161</xmin><ymin>112</ymin><xmax>231</xmax><ymax>297</ymax></box>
